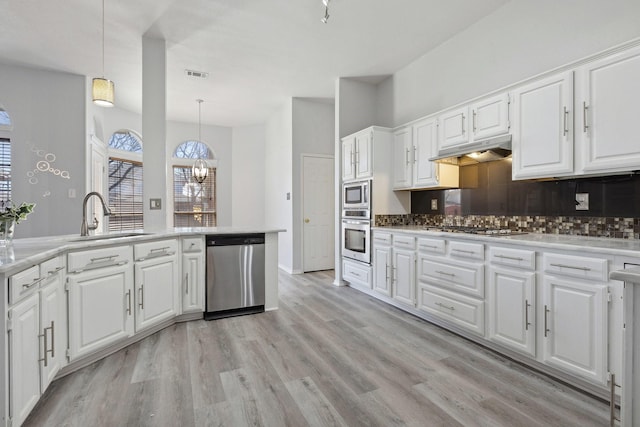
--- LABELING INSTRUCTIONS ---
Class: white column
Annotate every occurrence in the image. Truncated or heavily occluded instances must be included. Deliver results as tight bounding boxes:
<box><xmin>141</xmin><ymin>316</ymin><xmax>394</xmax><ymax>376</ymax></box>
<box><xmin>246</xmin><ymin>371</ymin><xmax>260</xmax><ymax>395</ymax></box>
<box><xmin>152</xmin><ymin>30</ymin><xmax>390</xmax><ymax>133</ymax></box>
<box><xmin>142</xmin><ymin>36</ymin><xmax>167</xmax><ymax>232</ymax></box>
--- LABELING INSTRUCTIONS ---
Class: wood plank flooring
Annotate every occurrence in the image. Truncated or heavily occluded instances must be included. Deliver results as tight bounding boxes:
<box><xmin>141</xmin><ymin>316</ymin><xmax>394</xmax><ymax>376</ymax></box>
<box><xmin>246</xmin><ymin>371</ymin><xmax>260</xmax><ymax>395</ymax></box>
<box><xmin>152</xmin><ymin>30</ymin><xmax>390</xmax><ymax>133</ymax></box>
<box><xmin>24</xmin><ymin>270</ymin><xmax>610</xmax><ymax>426</ymax></box>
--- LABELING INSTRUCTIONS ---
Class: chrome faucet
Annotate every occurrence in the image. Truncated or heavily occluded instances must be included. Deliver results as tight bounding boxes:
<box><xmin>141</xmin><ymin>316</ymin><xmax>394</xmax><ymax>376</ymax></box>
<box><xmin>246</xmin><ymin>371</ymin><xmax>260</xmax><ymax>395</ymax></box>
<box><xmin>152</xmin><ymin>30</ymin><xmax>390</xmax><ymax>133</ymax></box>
<box><xmin>81</xmin><ymin>192</ymin><xmax>112</xmax><ymax>236</ymax></box>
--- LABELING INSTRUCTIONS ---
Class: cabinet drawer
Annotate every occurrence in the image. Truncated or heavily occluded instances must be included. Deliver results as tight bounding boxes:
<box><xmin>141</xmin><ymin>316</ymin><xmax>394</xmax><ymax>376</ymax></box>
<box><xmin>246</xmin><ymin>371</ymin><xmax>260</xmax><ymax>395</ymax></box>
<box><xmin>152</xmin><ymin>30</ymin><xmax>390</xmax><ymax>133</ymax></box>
<box><xmin>543</xmin><ymin>253</ymin><xmax>608</xmax><ymax>282</ymax></box>
<box><xmin>134</xmin><ymin>239</ymin><xmax>178</xmax><ymax>261</ymax></box>
<box><xmin>373</xmin><ymin>231</ymin><xmax>392</xmax><ymax>246</ymax></box>
<box><xmin>39</xmin><ymin>256</ymin><xmax>65</xmax><ymax>285</ymax></box>
<box><xmin>182</xmin><ymin>236</ymin><xmax>204</xmax><ymax>253</ymax></box>
<box><xmin>9</xmin><ymin>265</ymin><xmax>41</xmax><ymax>304</ymax></box>
<box><xmin>68</xmin><ymin>245</ymin><xmax>132</xmax><ymax>274</ymax></box>
<box><xmin>417</xmin><ymin>284</ymin><xmax>484</xmax><ymax>336</ymax></box>
<box><xmin>393</xmin><ymin>234</ymin><xmax>416</xmax><ymax>250</ymax></box>
<box><xmin>419</xmin><ymin>257</ymin><xmax>484</xmax><ymax>298</ymax></box>
<box><xmin>449</xmin><ymin>241</ymin><xmax>484</xmax><ymax>261</ymax></box>
<box><xmin>490</xmin><ymin>246</ymin><xmax>536</xmax><ymax>270</ymax></box>
<box><xmin>418</xmin><ymin>238</ymin><xmax>445</xmax><ymax>255</ymax></box>
<box><xmin>342</xmin><ymin>259</ymin><xmax>372</xmax><ymax>288</ymax></box>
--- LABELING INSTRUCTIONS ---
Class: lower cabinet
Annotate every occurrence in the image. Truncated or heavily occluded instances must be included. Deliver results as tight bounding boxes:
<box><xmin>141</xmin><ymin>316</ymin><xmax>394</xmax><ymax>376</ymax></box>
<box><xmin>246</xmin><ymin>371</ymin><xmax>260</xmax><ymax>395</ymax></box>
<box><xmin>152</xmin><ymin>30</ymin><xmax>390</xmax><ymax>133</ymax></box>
<box><xmin>417</xmin><ymin>283</ymin><xmax>485</xmax><ymax>336</ymax></box>
<box><xmin>372</xmin><ymin>245</ymin><xmax>392</xmax><ymax>296</ymax></box>
<box><xmin>182</xmin><ymin>237</ymin><xmax>205</xmax><ymax>313</ymax></box>
<box><xmin>67</xmin><ymin>262</ymin><xmax>134</xmax><ymax>360</ymax></box>
<box><xmin>542</xmin><ymin>276</ymin><xmax>609</xmax><ymax>386</ymax></box>
<box><xmin>392</xmin><ymin>248</ymin><xmax>415</xmax><ymax>306</ymax></box>
<box><xmin>134</xmin><ymin>255</ymin><xmax>179</xmax><ymax>332</ymax></box>
<box><xmin>487</xmin><ymin>267</ymin><xmax>536</xmax><ymax>357</ymax></box>
<box><xmin>342</xmin><ymin>258</ymin><xmax>372</xmax><ymax>288</ymax></box>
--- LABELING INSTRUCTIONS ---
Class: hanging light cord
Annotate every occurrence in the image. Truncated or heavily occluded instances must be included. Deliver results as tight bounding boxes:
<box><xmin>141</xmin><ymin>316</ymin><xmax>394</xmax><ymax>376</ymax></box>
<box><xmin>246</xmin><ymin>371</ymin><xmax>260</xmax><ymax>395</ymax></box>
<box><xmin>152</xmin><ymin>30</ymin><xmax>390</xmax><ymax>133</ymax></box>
<box><xmin>101</xmin><ymin>0</ymin><xmax>105</xmax><ymax>77</ymax></box>
<box><xmin>198</xmin><ymin>99</ymin><xmax>203</xmax><ymax>142</ymax></box>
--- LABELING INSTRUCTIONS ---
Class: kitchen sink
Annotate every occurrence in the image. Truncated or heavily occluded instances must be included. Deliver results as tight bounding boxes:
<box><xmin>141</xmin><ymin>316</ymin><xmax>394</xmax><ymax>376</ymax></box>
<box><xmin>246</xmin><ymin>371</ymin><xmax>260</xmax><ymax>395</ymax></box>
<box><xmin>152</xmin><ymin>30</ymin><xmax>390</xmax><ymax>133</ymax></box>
<box><xmin>69</xmin><ymin>232</ymin><xmax>151</xmax><ymax>242</ymax></box>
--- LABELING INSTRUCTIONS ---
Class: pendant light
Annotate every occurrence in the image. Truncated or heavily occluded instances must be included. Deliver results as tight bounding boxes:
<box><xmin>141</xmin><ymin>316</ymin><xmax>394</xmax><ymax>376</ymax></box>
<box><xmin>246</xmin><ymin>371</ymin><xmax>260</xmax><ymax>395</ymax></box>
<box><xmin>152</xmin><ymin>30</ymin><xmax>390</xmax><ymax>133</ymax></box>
<box><xmin>92</xmin><ymin>0</ymin><xmax>115</xmax><ymax>107</ymax></box>
<box><xmin>192</xmin><ymin>99</ymin><xmax>209</xmax><ymax>184</ymax></box>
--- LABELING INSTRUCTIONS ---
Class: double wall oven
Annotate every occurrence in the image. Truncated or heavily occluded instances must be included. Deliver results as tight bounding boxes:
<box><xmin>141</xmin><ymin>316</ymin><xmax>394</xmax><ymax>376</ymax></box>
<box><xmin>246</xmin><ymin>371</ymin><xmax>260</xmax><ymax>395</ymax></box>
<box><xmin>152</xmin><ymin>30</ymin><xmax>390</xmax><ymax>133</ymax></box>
<box><xmin>341</xmin><ymin>180</ymin><xmax>372</xmax><ymax>264</ymax></box>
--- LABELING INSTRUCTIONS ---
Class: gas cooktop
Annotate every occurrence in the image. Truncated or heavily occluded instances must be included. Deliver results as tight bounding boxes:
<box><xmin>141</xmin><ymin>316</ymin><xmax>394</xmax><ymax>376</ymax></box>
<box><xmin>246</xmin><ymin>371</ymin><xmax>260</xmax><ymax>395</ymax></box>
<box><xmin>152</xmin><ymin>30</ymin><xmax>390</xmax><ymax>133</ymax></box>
<box><xmin>422</xmin><ymin>226</ymin><xmax>527</xmax><ymax>236</ymax></box>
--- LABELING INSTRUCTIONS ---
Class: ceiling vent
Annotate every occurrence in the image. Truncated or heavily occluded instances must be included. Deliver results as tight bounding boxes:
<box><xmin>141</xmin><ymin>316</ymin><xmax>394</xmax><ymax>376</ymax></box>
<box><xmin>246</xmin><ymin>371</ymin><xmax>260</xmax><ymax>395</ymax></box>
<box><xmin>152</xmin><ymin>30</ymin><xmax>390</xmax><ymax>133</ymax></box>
<box><xmin>185</xmin><ymin>69</ymin><xmax>209</xmax><ymax>79</ymax></box>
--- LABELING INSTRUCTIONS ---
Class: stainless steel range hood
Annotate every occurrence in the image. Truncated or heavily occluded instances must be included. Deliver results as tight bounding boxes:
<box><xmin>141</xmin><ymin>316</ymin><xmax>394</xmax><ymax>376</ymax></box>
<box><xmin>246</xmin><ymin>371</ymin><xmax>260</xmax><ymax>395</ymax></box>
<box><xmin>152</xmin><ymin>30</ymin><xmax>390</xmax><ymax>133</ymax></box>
<box><xmin>429</xmin><ymin>134</ymin><xmax>512</xmax><ymax>165</ymax></box>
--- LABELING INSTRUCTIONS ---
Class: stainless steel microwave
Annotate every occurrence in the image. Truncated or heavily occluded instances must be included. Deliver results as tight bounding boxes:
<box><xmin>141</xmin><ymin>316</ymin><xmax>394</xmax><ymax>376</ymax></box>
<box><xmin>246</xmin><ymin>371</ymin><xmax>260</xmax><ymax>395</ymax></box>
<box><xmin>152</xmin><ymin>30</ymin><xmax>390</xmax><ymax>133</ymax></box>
<box><xmin>343</xmin><ymin>180</ymin><xmax>371</xmax><ymax>210</ymax></box>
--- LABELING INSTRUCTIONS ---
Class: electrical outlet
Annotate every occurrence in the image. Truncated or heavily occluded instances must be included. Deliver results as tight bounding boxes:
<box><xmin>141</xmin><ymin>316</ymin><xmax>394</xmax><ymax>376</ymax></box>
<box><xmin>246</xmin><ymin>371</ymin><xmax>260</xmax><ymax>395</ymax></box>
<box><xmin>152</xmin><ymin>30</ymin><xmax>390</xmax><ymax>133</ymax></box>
<box><xmin>431</xmin><ymin>199</ymin><xmax>438</xmax><ymax>210</ymax></box>
<box><xmin>150</xmin><ymin>198</ymin><xmax>162</xmax><ymax>210</ymax></box>
<box><xmin>575</xmin><ymin>193</ymin><xmax>589</xmax><ymax>210</ymax></box>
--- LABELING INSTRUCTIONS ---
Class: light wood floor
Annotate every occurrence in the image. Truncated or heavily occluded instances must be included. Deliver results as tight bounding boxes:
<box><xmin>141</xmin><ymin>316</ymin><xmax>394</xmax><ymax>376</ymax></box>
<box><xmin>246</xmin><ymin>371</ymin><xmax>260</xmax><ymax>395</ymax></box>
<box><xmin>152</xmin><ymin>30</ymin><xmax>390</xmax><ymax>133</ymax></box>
<box><xmin>25</xmin><ymin>270</ymin><xmax>609</xmax><ymax>427</ymax></box>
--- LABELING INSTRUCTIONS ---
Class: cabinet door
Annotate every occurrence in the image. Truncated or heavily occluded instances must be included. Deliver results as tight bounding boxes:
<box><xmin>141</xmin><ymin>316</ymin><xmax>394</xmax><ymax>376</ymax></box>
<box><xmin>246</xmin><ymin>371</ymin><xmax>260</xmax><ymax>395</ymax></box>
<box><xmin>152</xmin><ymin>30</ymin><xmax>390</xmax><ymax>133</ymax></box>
<box><xmin>67</xmin><ymin>265</ymin><xmax>134</xmax><ymax>359</ymax></box>
<box><xmin>471</xmin><ymin>93</ymin><xmax>510</xmax><ymax>141</ymax></box>
<box><xmin>413</xmin><ymin>117</ymin><xmax>439</xmax><ymax>187</ymax></box>
<box><xmin>135</xmin><ymin>256</ymin><xmax>179</xmax><ymax>332</ymax></box>
<box><xmin>182</xmin><ymin>252</ymin><xmax>204</xmax><ymax>313</ymax></box>
<box><xmin>373</xmin><ymin>245</ymin><xmax>392</xmax><ymax>296</ymax></box>
<box><xmin>392</xmin><ymin>248</ymin><xmax>415</xmax><ymax>306</ymax></box>
<box><xmin>488</xmin><ymin>267</ymin><xmax>536</xmax><ymax>357</ymax></box>
<box><xmin>542</xmin><ymin>276</ymin><xmax>608</xmax><ymax>385</ymax></box>
<box><xmin>392</xmin><ymin>127</ymin><xmax>413</xmax><ymax>189</ymax></box>
<box><xmin>578</xmin><ymin>46</ymin><xmax>640</xmax><ymax>174</ymax></box>
<box><xmin>438</xmin><ymin>106</ymin><xmax>470</xmax><ymax>150</ymax></box>
<box><xmin>39</xmin><ymin>276</ymin><xmax>66</xmax><ymax>392</ymax></box>
<box><xmin>355</xmin><ymin>131</ymin><xmax>373</xmax><ymax>179</ymax></box>
<box><xmin>512</xmin><ymin>71</ymin><xmax>574</xmax><ymax>180</ymax></box>
<box><xmin>341</xmin><ymin>137</ymin><xmax>355</xmax><ymax>181</ymax></box>
<box><xmin>9</xmin><ymin>293</ymin><xmax>41</xmax><ymax>427</ymax></box>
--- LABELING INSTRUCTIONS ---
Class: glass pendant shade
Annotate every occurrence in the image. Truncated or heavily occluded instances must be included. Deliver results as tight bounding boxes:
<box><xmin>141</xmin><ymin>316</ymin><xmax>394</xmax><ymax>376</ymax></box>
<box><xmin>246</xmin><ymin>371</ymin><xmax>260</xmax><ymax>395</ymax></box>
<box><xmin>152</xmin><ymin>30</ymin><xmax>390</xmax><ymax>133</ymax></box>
<box><xmin>92</xmin><ymin>77</ymin><xmax>115</xmax><ymax>107</ymax></box>
<box><xmin>192</xmin><ymin>158</ymin><xmax>208</xmax><ymax>184</ymax></box>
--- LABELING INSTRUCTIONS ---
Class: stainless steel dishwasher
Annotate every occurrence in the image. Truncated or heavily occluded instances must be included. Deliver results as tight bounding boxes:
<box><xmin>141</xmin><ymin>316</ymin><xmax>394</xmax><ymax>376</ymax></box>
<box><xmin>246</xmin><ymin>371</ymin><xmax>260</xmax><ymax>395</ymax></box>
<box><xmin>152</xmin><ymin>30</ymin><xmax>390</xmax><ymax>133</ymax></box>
<box><xmin>205</xmin><ymin>234</ymin><xmax>265</xmax><ymax>320</ymax></box>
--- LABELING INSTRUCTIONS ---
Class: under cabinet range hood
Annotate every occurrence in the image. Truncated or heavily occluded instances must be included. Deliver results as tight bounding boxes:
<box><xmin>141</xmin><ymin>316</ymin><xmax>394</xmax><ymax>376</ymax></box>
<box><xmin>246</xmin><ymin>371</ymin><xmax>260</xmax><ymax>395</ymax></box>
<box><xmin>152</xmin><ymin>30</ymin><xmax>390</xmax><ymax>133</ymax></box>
<box><xmin>430</xmin><ymin>134</ymin><xmax>512</xmax><ymax>165</ymax></box>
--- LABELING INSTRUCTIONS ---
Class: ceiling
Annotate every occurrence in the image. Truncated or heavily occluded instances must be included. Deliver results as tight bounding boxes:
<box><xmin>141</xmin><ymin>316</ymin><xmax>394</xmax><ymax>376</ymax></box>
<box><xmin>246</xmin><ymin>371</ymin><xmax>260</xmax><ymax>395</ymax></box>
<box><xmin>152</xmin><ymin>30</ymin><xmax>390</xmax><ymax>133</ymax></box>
<box><xmin>0</xmin><ymin>0</ymin><xmax>509</xmax><ymax>127</ymax></box>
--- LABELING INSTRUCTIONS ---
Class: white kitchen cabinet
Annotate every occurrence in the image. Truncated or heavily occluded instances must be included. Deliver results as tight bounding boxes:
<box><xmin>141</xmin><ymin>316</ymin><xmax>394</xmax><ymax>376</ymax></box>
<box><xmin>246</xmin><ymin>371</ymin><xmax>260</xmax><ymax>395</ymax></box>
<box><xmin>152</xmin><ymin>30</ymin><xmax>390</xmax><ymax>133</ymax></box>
<box><xmin>342</xmin><ymin>258</ymin><xmax>372</xmax><ymax>289</ymax></box>
<box><xmin>8</xmin><ymin>293</ymin><xmax>40</xmax><ymax>427</ymax></box>
<box><xmin>392</xmin><ymin>248</ymin><xmax>416</xmax><ymax>306</ymax></box>
<box><xmin>38</xmin><ymin>260</ymin><xmax>66</xmax><ymax>392</ymax></box>
<box><xmin>488</xmin><ymin>267</ymin><xmax>536</xmax><ymax>357</ymax></box>
<box><xmin>393</xmin><ymin>118</ymin><xmax>458</xmax><ymax>191</ymax></box>
<box><xmin>542</xmin><ymin>276</ymin><xmax>608</xmax><ymax>386</ymax></box>
<box><xmin>372</xmin><ymin>244</ymin><xmax>392</xmax><ymax>296</ymax></box>
<box><xmin>438</xmin><ymin>106</ymin><xmax>470</xmax><ymax>150</ymax></box>
<box><xmin>181</xmin><ymin>237</ymin><xmax>205</xmax><ymax>313</ymax></box>
<box><xmin>417</xmin><ymin>283</ymin><xmax>485</xmax><ymax>336</ymax></box>
<box><xmin>342</xmin><ymin>129</ymin><xmax>373</xmax><ymax>181</ymax></box>
<box><xmin>469</xmin><ymin>93</ymin><xmax>511</xmax><ymax>141</ymax></box>
<box><xmin>512</xmin><ymin>71</ymin><xmax>574</xmax><ymax>180</ymax></box>
<box><xmin>577</xmin><ymin>45</ymin><xmax>640</xmax><ymax>174</ymax></box>
<box><xmin>67</xmin><ymin>247</ymin><xmax>134</xmax><ymax>360</ymax></box>
<box><xmin>134</xmin><ymin>240</ymin><xmax>179</xmax><ymax>332</ymax></box>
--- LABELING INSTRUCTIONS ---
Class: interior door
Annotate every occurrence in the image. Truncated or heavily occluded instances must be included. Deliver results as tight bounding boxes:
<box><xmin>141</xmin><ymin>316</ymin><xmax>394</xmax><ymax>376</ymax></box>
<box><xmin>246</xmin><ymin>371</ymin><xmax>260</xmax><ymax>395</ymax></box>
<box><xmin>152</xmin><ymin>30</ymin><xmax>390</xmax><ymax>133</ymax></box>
<box><xmin>303</xmin><ymin>155</ymin><xmax>334</xmax><ymax>272</ymax></box>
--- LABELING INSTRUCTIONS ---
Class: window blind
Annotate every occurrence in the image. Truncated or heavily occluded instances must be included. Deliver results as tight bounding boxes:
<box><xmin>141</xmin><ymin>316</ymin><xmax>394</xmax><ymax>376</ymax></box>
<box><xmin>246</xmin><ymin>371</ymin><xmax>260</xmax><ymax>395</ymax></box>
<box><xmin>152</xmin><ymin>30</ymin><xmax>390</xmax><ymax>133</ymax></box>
<box><xmin>0</xmin><ymin>139</ymin><xmax>10</xmax><ymax>204</ymax></box>
<box><xmin>173</xmin><ymin>166</ymin><xmax>216</xmax><ymax>227</ymax></box>
<box><xmin>108</xmin><ymin>157</ymin><xmax>143</xmax><ymax>231</ymax></box>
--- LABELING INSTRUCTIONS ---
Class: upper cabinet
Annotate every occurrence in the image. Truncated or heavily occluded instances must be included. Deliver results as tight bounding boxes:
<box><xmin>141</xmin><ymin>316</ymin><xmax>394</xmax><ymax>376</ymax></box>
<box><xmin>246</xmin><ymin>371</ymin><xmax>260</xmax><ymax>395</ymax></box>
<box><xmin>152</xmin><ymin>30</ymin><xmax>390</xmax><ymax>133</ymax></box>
<box><xmin>393</xmin><ymin>118</ymin><xmax>458</xmax><ymax>190</ymax></box>
<box><xmin>437</xmin><ymin>93</ymin><xmax>511</xmax><ymax>153</ymax></box>
<box><xmin>576</xmin><ymin>45</ymin><xmax>640</xmax><ymax>175</ymax></box>
<box><xmin>342</xmin><ymin>129</ymin><xmax>373</xmax><ymax>181</ymax></box>
<box><xmin>511</xmin><ymin>71</ymin><xmax>574</xmax><ymax>180</ymax></box>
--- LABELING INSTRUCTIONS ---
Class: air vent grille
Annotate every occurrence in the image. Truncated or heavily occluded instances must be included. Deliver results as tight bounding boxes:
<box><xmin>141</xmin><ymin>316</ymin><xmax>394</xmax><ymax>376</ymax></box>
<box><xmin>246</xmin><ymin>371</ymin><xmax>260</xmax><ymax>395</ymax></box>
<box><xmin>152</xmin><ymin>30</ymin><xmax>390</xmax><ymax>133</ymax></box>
<box><xmin>185</xmin><ymin>69</ymin><xmax>209</xmax><ymax>79</ymax></box>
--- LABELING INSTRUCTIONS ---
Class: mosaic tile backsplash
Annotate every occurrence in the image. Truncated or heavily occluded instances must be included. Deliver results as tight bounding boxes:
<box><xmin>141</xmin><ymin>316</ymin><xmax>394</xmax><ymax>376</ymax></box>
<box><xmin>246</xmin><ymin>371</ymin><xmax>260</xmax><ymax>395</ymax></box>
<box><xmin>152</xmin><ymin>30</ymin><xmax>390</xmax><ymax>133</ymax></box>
<box><xmin>374</xmin><ymin>215</ymin><xmax>640</xmax><ymax>239</ymax></box>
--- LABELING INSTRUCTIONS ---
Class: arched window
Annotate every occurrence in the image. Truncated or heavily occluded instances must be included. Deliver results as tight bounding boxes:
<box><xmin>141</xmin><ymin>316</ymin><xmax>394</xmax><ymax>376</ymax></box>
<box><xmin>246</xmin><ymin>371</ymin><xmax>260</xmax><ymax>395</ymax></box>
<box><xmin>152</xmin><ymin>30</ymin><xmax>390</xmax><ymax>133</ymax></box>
<box><xmin>108</xmin><ymin>130</ymin><xmax>143</xmax><ymax>231</ymax></box>
<box><xmin>0</xmin><ymin>106</ymin><xmax>12</xmax><ymax>203</ymax></box>
<box><xmin>172</xmin><ymin>141</ymin><xmax>216</xmax><ymax>227</ymax></box>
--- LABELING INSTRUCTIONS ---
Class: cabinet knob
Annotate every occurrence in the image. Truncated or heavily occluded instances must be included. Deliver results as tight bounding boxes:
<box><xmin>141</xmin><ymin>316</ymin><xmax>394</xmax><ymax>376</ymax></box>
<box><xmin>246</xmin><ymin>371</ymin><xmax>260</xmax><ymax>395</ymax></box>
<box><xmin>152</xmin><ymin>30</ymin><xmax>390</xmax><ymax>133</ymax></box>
<box><xmin>304</xmin><ymin>218</ymin><xmax>310</xmax><ymax>223</ymax></box>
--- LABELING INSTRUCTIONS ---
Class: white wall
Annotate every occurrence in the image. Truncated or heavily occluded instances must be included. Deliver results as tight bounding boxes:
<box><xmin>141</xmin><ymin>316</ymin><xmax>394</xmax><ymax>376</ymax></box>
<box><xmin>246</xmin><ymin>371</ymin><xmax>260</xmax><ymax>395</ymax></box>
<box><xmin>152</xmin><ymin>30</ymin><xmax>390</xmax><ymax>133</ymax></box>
<box><xmin>231</xmin><ymin>125</ymin><xmax>265</xmax><ymax>227</ymax></box>
<box><xmin>0</xmin><ymin>63</ymin><xmax>86</xmax><ymax>238</ymax></box>
<box><xmin>337</xmin><ymin>78</ymin><xmax>379</xmax><ymax>138</ymax></box>
<box><xmin>383</xmin><ymin>0</ymin><xmax>640</xmax><ymax>126</ymax></box>
<box><xmin>265</xmin><ymin>100</ymin><xmax>293</xmax><ymax>272</ymax></box>
<box><xmin>292</xmin><ymin>98</ymin><xmax>335</xmax><ymax>273</ymax></box>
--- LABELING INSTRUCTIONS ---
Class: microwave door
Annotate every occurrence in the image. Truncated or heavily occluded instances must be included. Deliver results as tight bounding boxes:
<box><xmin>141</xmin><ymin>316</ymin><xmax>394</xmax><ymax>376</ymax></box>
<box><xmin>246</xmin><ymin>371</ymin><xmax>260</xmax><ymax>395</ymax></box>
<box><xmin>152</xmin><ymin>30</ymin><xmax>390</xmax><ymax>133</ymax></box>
<box><xmin>344</xmin><ymin>186</ymin><xmax>362</xmax><ymax>205</ymax></box>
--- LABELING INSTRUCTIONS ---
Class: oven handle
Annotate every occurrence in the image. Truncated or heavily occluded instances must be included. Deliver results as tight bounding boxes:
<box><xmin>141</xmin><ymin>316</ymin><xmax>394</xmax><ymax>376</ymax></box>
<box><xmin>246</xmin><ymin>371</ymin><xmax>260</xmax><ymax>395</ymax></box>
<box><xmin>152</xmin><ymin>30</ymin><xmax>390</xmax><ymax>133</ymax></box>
<box><xmin>342</xmin><ymin>219</ymin><xmax>371</xmax><ymax>225</ymax></box>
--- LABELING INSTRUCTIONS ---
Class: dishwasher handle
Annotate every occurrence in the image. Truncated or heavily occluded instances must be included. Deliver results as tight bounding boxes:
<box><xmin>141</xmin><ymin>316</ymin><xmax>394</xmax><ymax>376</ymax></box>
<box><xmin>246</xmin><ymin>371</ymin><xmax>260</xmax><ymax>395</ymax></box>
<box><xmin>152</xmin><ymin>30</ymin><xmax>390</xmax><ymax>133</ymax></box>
<box><xmin>206</xmin><ymin>234</ymin><xmax>265</xmax><ymax>246</ymax></box>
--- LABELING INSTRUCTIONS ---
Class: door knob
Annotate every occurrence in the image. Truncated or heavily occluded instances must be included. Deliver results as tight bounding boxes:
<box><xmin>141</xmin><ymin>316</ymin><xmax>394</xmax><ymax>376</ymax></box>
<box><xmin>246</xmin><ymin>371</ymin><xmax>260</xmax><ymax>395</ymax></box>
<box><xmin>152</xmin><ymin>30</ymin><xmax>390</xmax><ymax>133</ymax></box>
<box><xmin>304</xmin><ymin>218</ymin><xmax>310</xmax><ymax>223</ymax></box>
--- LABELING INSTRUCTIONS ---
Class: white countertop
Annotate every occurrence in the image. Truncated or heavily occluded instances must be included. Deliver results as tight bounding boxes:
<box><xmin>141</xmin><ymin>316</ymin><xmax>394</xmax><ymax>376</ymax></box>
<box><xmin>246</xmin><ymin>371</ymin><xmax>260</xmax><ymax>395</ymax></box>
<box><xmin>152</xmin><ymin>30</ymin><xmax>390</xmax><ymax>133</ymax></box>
<box><xmin>373</xmin><ymin>226</ymin><xmax>640</xmax><ymax>257</ymax></box>
<box><xmin>0</xmin><ymin>227</ymin><xmax>285</xmax><ymax>275</ymax></box>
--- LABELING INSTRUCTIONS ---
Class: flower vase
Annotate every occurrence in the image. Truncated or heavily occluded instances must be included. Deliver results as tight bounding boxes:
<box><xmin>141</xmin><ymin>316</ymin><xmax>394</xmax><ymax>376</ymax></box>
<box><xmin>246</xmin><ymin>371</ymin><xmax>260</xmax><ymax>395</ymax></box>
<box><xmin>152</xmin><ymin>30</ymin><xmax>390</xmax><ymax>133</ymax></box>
<box><xmin>0</xmin><ymin>219</ymin><xmax>16</xmax><ymax>246</ymax></box>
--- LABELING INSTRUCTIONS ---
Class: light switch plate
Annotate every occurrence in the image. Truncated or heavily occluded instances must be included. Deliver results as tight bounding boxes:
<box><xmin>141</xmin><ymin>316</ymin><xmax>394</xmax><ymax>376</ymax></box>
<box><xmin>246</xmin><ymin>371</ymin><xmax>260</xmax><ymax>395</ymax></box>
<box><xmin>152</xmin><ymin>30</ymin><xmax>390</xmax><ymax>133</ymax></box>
<box><xmin>150</xmin><ymin>198</ymin><xmax>162</xmax><ymax>210</ymax></box>
<box><xmin>575</xmin><ymin>193</ymin><xmax>589</xmax><ymax>210</ymax></box>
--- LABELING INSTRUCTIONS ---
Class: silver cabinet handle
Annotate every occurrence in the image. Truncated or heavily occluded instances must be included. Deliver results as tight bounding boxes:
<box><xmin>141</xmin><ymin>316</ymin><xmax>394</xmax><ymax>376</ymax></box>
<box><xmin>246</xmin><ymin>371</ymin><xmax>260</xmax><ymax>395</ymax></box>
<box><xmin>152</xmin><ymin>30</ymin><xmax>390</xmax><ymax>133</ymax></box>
<box><xmin>22</xmin><ymin>276</ymin><xmax>44</xmax><ymax>289</ymax></box>
<box><xmin>49</xmin><ymin>320</ymin><xmax>55</xmax><ymax>358</ymax></box>
<box><xmin>385</xmin><ymin>264</ymin><xmax>390</xmax><ymax>282</ymax></box>
<box><xmin>472</xmin><ymin>110</ymin><xmax>477</xmax><ymax>133</ymax></box>
<box><xmin>47</xmin><ymin>266</ymin><xmax>65</xmax><ymax>276</ymax></box>
<box><xmin>185</xmin><ymin>273</ymin><xmax>189</xmax><ymax>295</ymax></box>
<box><xmin>563</xmin><ymin>107</ymin><xmax>569</xmax><ymax>136</ymax></box>
<box><xmin>461</xmin><ymin>114</ymin><xmax>466</xmax><ymax>134</ymax></box>
<box><xmin>452</xmin><ymin>248</ymin><xmax>475</xmax><ymax>255</ymax></box>
<box><xmin>139</xmin><ymin>285</ymin><xmax>144</xmax><ymax>309</ymax></box>
<box><xmin>610</xmin><ymin>373</ymin><xmax>621</xmax><ymax>426</ymax></box>
<box><xmin>125</xmin><ymin>290</ymin><xmax>132</xmax><ymax>315</ymax></box>
<box><xmin>544</xmin><ymin>305</ymin><xmax>550</xmax><ymax>337</ymax></box>
<box><xmin>583</xmin><ymin>101</ymin><xmax>589</xmax><ymax>133</ymax></box>
<box><xmin>38</xmin><ymin>321</ymin><xmax>54</xmax><ymax>367</ymax></box>
<box><xmin>392</xmin><ymin>266</ymin><xmax>397</xmax><ymax>284</ymax></box>
<box><xmin>435</xmin><ymin>270</ymin><xmax>455</xmax><ymax>277</ymax></box>
<box><xmin>525</xmin><ymin>300</ymin><xmax>531</xmax><ymax>331</ymax></box>
<box><xmin>405</xmin><ymin>148</ymin><xmax>410</xmax><ymax>166</ymax></box>
<box><xmin>421</xmin><ymin>244</ymin><xmax>438</xmax><ymax>249</ymax></box>
<box><xmin>550</xmin><ymin>263</ymin><xmax>591</xmax><ymax>271</ymax></box>
<box><xmin>354</xmin><ymin>150</ymin><xmax>359</xmax><ymax>167</ymax></box>
<box><xmin>435</xmin><ymin>302</ymin><xmax>455</xmax><ymax>311</ymax></box>
<box><xmin>413</xmin><ymin>146</ymin><xmax>417</xmax><ymax>164</ymax></box>
<box><xmin>91</xmin><ymin>255</ymin><xmax>118</xmax><ymax>263</ymax></box>
<box><xmin>494</xmin><ymin>254</ymin><xmax>524</xmax><ymax>261</ymax></box>
<box><xmin>71</xmin><ymin>259</ymin><xmax>128</xmax><ymax>274</ymax></box>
